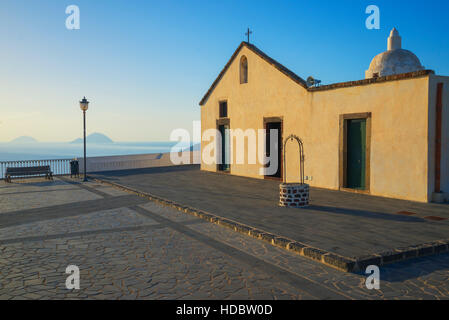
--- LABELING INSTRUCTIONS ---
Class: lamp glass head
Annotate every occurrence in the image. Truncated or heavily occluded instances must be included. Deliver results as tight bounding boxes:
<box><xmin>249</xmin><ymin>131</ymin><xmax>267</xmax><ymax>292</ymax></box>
<box><xmin>79</xmin><ymin>97</ymin><xmax>89</xmax><ymax>111</ymax></box>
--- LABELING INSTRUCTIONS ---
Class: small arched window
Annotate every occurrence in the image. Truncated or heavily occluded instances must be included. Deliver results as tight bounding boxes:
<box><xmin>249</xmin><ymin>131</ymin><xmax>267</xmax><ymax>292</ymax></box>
<box><xmin>240</xmin><ymin>56</ymin><xmax>248</xmax><ymax>84</ymax></box>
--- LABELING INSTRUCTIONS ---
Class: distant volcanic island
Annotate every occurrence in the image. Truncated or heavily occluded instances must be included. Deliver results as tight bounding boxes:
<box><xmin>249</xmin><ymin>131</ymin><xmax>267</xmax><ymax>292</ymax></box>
<box><xmin>9</xmin><ymin>136</ymin><xmax>38</xmax><ymax>143</ymax></box>
<box><xmin>70</xmin><ymin>132</ymin><xmax>114</xmax><ymax>144</ymax></box>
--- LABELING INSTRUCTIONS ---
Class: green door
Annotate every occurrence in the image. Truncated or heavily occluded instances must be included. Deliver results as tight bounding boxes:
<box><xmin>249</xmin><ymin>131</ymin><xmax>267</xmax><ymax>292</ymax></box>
<box><xmin>346</xmin><ymin>119</ymin><xmax>366</xmax><ymax>189</ymax></box>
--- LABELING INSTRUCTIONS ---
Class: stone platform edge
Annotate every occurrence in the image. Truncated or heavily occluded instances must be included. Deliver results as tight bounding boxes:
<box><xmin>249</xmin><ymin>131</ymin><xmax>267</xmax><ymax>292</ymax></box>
<box><xmin>92</xmin><ymin>177</ymin><xmax>449</xmax><ymax>273</ymax></box>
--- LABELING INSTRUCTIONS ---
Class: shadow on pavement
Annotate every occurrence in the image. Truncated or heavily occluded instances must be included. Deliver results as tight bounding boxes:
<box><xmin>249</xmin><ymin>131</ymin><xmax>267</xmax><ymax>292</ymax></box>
<box><xmin>307</xmin><ymin>205</ymin><xmax>426</xmax><ymax>223</ymax></box>
<box><xmin>353</xmin><ymin>252</ymin><xmax>449</xmax><ymax>282</ymax></box>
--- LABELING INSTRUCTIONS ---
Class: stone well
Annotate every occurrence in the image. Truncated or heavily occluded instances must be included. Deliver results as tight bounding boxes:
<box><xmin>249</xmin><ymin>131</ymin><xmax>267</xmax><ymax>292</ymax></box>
<box><xmin>279</xmin><ymin>134</ymin><xmax>309</xmax><ymax>208</ymax></box>
<box><xmin>279</xmin><ymin>183</ymin><xmax>309</xmax><ymax>207</ymax></box>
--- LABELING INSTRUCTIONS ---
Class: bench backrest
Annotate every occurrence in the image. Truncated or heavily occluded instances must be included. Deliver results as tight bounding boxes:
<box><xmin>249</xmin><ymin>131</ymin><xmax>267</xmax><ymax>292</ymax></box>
<box><xmin>6</xmin><ymin>166</ymin><xmax>51</xmax><ymax>174</ymax></box>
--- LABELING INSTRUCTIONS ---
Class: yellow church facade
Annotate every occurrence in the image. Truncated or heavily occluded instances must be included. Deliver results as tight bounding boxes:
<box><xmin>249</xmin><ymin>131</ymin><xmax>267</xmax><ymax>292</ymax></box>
<box><xmin>199</xmin><ymin>30</ymin><xmax>449</xmax><ymax>203</ymax></box>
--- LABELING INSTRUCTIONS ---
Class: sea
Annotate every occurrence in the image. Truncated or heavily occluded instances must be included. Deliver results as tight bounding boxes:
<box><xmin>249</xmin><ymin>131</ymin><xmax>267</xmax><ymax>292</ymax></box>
<box><xmin>0</xmin><ymin>141</ymin><xmax>194</xmax><ymax>162</ymax></box>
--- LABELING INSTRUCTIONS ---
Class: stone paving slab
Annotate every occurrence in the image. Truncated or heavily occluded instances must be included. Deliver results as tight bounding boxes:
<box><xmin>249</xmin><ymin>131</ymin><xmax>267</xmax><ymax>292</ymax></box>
<box><xmin>0</xmin><ymin>217</ymin><xmax>320</xmax><ymax>300</ymax></box>
<box><xmin>1</xmin><ymin>195</ymin><xmax>449</xmax><ymax>299</ymax></box>
<box><xmin>58</xmin><ymin>176</ymin><xmax>129</xmax><ymax>197</ymax></box>
<box><xmin>0</xmin><ymin>194</ymin><xmax>148</xmax><ymax>229</ymax></box>
<box><xmin>1</xmin><ymin>177</ymin><xmax>449</xmax><ymax>299</ymax></box>
<box><xmin>88</xmin><ymin>184</ymin><xmax>129</xmax><ymax>197</ymax></box>
<box><xmin>90</xmin><ymin>166</ymin><xmax>449</xmax><ymax>268</ymax></box>
<box><xmin>0</xmin><ymin>178</ymin><xmax>102</xmax><ymax>213</ymax></box>
<box><xmin>0</xmin><ymin>176</ymin><xmax>326</xmax><ymax>299</ymax></box>
<box><xmin>140</xmin><ymin>202</ymin><xmax>200</xmax><ymax>223</ymax></box>
<box><xmin>185</xmin><ymin>210</ymin><xmax>449</xmax><ymax>300</ymax></box>
<box><xmin>0</xmin><ymin>229</ymin><xmax>318</xmax><ymax>300</ymax></box>
<box><xmin>0</xmin><ymin>207</ymin><xmax>158</xmax><ymax>241</ymax></box>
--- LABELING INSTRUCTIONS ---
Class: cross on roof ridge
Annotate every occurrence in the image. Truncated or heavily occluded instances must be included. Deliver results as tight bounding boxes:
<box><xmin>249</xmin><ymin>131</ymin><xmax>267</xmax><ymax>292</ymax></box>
<box><xmin>245</xmin><ymin>28</ymin><xmax>252</xmax><ymax>43</ymax></box>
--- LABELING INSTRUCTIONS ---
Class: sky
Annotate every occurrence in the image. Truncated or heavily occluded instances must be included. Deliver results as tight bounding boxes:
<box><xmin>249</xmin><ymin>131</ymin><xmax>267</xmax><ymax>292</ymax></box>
<box><xmin>1</xmin><ymin>0</ymin><xmax>448</xmax><ymax>142</ymax></box>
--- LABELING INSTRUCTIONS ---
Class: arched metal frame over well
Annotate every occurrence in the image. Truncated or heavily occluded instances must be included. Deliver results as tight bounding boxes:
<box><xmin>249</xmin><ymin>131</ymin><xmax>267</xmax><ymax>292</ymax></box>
<box><xmin>283</xmin><ymin>134</ymin><xmax>305</xmax><ymax>184</ymax></box>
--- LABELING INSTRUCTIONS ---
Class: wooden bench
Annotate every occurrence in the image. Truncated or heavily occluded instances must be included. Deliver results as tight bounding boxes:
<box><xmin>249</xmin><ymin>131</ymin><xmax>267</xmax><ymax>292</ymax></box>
<box><xmin>4</xmin><ymin>166</ymin><xmax>53</xmax><ymax>183</ymax></box>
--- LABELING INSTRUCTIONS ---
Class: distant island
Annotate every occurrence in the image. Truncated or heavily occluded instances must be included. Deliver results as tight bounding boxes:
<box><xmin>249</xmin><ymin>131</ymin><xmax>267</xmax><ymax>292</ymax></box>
<box><xmin>9</xmin><ymin>136</ymin><xmax>38</xmax><ymax>143</ymax></box>
<box><xmin>70</xmin><ymin>132</ymin><xmax>114</xmax><ymax>144</ymax></box>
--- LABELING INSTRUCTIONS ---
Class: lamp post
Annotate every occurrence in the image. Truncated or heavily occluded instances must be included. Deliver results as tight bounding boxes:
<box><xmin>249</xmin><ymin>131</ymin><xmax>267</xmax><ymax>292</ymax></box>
<box><xmin>79</xmin><ymin>97</ymin><xmax>89</xmax><ymax>182</ymax></box>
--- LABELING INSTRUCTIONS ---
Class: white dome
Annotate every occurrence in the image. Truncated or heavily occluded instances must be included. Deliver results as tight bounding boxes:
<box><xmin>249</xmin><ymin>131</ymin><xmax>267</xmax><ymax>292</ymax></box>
<box><xmin>365</xmin><ymin>28</ymin><xmax>424</xmax><ymax>79</ymax></box>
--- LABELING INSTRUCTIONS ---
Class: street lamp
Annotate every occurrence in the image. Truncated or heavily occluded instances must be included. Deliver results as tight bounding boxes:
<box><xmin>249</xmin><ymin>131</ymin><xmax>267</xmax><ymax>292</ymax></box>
<box><xmin>79</xmin><ymin>96</ymin><xmax>89</xmax><ymax>182</ymax></box>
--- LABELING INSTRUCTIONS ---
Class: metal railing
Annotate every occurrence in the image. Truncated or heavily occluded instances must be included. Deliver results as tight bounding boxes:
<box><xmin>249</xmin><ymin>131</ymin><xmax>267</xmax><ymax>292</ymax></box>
<box><xmin>0</xmin><ymin>159</ymin><xmax>73</xmax><ymax>179</ymax></box>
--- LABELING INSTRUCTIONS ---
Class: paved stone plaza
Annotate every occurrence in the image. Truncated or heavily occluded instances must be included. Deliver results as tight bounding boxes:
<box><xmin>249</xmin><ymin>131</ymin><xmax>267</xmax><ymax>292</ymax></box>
<box><xmin>0</xmin><ymin>174</ymin><xmax>449</xmax><ymax>299</ymax></box>
<box><xmin>91</xmin><ymin>165</ymin><xmax>449</xmax><ymax>258</ymax></box>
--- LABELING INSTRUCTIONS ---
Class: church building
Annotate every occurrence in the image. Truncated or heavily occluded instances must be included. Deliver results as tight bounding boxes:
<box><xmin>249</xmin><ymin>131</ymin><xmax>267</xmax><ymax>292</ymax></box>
<box><xmin>199</xmin><ymin>29</ymin><xmax>449</xmax><ymax>203</ymax></box>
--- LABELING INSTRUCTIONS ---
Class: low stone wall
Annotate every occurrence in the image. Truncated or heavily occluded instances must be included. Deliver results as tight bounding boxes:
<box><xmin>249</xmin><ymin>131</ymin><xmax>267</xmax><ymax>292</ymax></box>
<box><xmin>79</xmin><ymin>151</ymin><xmax>201</xmax><ymax>173</ymax></box>
<box><xmin>279</xmin><ymin>183</ymin><xmax>309</xmax><ymax>207</ymax></box>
